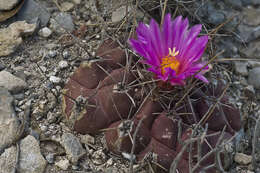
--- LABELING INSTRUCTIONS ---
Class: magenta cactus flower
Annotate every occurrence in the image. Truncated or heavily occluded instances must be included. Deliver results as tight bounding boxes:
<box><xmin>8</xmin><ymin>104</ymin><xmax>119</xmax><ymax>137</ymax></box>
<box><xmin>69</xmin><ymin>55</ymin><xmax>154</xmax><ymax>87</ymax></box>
<box><xmin>129</xmin><ymin>14</ymin><xmax>209</xmax><ymax>85</ymax></box>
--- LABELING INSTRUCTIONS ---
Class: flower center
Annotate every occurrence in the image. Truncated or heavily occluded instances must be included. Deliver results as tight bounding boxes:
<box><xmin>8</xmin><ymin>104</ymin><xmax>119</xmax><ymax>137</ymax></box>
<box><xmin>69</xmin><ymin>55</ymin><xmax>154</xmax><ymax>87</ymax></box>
<box><xmin>161</xmin><ymin>48</ymin><xmax>180</xmax><ymax>75</ymax></box>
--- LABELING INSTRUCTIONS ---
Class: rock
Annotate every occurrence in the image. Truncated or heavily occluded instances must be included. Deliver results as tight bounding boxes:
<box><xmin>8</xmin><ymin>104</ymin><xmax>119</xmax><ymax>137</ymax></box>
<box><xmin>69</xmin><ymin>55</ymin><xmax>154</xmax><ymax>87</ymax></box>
<box><xmin>112</xmin><ymin>6</ymin><xmax>131</xmax><ymax>23</ymax></box>
<box><xmin>38</xmin><ymin>27</ymin><xmax>52</xmax><ymax>38</ymax></box>
<box><xmin>84</xmin><ymin>0</ymin><xmax>97</xmax><ymax>11</ymax></box>
<box><xmin>60</xmin><ymin>2</ymin><xmax>74</xmax><ymax>11</ymax></box>
<box><xmin>80</xmin><ymin>134</ymin><xmax>95</xmax><ymax>145</ymax></box>
<box><xmin>0</xmin><ymin>21</ymin><xmax>36</xmax><ymax>57</ymax></box>
<box><xmin>61</xmin><ymin>133</ymin><xmax>86</xmax><ymax>164</ymax></box>
<box><xmin>0</xmin><ymin>146</ymin><xmax>17</xmax><ymax>173</ymax></box>
<box><xmin>105</xmin><ymin>168</ymin><xmax>121</xmax><ymax>173</ymax></box>
<box><xmin>58</xmin><ymin>60</ymin><xmax>69</xmax><ymax>69</ymax></box>
<box><xmin>0</xmin><ymin>71</ymin><xmax>27</xmax><ymax>93</ymax></box>
<box><xmin>16</xmin><ymin>0</ymin><xmax>50</xmax><ymax>27</ymax></box>
<box><xmin>72</xmin><ymin>0</ymin><xmax>81</xmax><ymax>5</ymax></box>
<box><xmin>62</xmin><ymin>50</ymin><xmax>70</xmax><ymax>59</ymax></box>
<box><xmin>106</xmin><ymin>158</ymin><xmax>113</xmax><ymax>166</ymax></box>
<box><xmin>13</xmin><ymin>93</ymin><xmax>25</xmax><ymax>100</ymax></box>
<box><xmin>47</xmin><ymin>50</ymin><xmax>57</xmax><ymax>58</ymax></box>
<box><xmin>234</xmin><ymin>61</ymin><xmax>248</xmax><ymax>76</ymax></box>
<box><xmin>241</xmin><ymin>41</ymin><xmax>260</xmax><ymax>58</ymax></box>
<box><xmin>0</xmin><ymin>64</ymin><xmax>5</xmax><ymax>71</ymax></box>
<box><xmin>0</xmin><ymin>87</ymin><xmax>23</xmax><ymax>153</ymax></box>
<box><xmin>244</xmin><ymin>85</ymin><xmax>255</xmax><ymax>98</ymax></box>
<box><xmin>50</xmin><ymin>13</ymin><xmax>75</xmax><ymax>33</ymax></box>
<box><xmin>252</xmin><ymin>0</ymin><xmax>260</xmax><ymax>5</ymax></box>
<box><xmin>216</xmin><ymin>37</ymin><xmax>239</xmax><ymax>58</ymax></box>
<box><xmin>46</xmin><ymin>153</ymin><xmax>55</xmax><ymax>164</ymax></box>
<box><xmin>243</xmin><ymin>7</ymin><xmax>260</xmax><ymax>26</ymax></box>
<box><xmin>237</xmin><ymin>24</ymin><xmax>260</xmax><ymax>43</ymax></box>
<box><xmin>248</xmin><ymin>67</ymin><xmax>260</xmax><ymax>89</ymax></box>
<box><xmin>0</xmin><ymin>0</ymin><xmax>20</xmax><ymax>10</ymax></box>
<box><xmin>241</xmin><ymin>0</ymin><xmax>253</xmax><ymax>5</ymax></box>
<box><xmin>208</xmin><ymin>11</ymin><xmax>225</xmax><ymax>26</ymax></box>
<box><xmin>224</xmin><ymin>0</ymin><xmax>242</xmax><ymax>10</ymax></box>
<box><xmin>19</xmin><ymin>135</ymin><xmax>47</xmax><ymax>173</ymax></box>
<box><xmin>234</xmin><ymin>153</ymin><xmax>252</xmax><ymax>165</ymax></box>
<box><xmin>55</xmin><ymin>158</ymin><xmax>70</xmax><ymax>170</ymax></box>
<box><xmin>196</xmin><ymin>1</ymin><xmax>226</xmax><ymax>25</ymax></box>
<box><xmin>49</xmin><ymin>76</ymin><xmax>61</xmax><ymax>84</ymax></box>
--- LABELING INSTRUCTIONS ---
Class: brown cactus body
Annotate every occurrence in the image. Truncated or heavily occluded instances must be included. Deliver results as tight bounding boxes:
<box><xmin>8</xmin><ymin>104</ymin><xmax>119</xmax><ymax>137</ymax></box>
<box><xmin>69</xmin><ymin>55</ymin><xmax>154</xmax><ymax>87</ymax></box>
<box><xmin>62</xmin><ymin>39</ymin><xmax>242</xmax><ymax>172</ymax></box>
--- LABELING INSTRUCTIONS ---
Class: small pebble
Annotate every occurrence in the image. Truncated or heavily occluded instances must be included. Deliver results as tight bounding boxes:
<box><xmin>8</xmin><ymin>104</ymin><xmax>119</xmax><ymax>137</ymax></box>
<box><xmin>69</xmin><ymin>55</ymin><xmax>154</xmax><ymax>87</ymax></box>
<box><xmin>46</xmin><ymin>153</ymin><xmax>55</xmax><ymax>164</ymax></box>
<box><xmin>48</xmin><ymin>50</ymin><xmax>57</xmax><ymax>58</ymax></box>
<box><xmin>47</xmin><ymin>112</ymin><xmax>57</xmax><ymax>123</ymax></box>
<box><xmin>62</xmin><ymin>50</ymin><xmax>70</xmax><ymax>59</ymax></box>
<box><xmin>59</xmin><ymin>60</ymin><xmax>69</xmax><ymax>69</ymax></box>
<box><xmin>55</xmin><ymin>159</ymin><xmax>70</xmax><ymax>170</ymax></box>
<box><xmin>80</xmin><ymin>134</ymin><xmax>95</xmax><ymax>144</ymax></box>
<box><xmin>72</xmin><ymin>0</ymin><xmax>81</xmax><ymax>4</ymax></box>
<box><xmin>244</xmin><ymin>85</ymin><xmax>255</xmax><ymax>98</ymax></box>
<box><xmin>72</xmin><ymin>165</ymin><xmax>79</xmax><ymax>170</ymax></box>
<box><xmin>49</xmin><ymin>76</ymin><xmax>61</xmax><ymax>84</ymax></box>
<box><xmin>39</xmin><ymin>66</ymin><xmax>47</xmax><ymax>73</ymax></box>
<box><xmin>95</xmin><ymin>34</ymin><xmax>100</xmax><ymax>39</ymax></box>
<box><xmin>234</xmin><ymin>153</ymin><xmax>252</xmax><ymax>165</ymax></box>
<box><xmin>60</xmin><ymin>2</ymin><xmax>74</xmax><ymax>11</ymax></box>
<box><xmin>38</xmin><ymin>27</ymin><xmax>52</xmax><ymax>38</ymax></box>
<box><xmin>13</xmin><ymin>93</ymin><xmax>25</xmax><ymax>100</ymax></box>
<box><xmin>40</xmin><ymin>125</ymin><xmax>48</xmax><ymax>132</ymax></box>
<box><xmin>106</xmin><ymin>158</ymin><xmax>113</xmax><ymax>166</ymax></box>
<box><xmin>0</xmin><ymin>64</ymin><xmax>5</xmax><ymax>71</ymax></box>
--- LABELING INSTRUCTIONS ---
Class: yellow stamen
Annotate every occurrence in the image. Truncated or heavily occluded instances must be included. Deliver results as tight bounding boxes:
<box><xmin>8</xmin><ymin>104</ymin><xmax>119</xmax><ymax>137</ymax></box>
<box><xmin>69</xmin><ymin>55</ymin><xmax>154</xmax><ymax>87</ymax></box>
<box><xmin>161</xmin><ymin>48</ymin><xmax>180</xmax><ymax>75</ymax></box>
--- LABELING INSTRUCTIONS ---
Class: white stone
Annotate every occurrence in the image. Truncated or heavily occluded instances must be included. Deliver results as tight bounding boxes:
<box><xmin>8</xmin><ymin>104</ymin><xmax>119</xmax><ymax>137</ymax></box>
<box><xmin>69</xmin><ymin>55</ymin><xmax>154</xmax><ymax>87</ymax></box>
<box><xmin>49</xmin><ymin>76</ymin><xmax>61</xmax><ymax>84</ymax></box>
<box><xmin>38</xmin><ymin>27</ymin><xmax>52</xmax><ymax>38</ymax></box>
<box><xmin>55</xmin><ymin>159</ymin><xmax>70</xmax><ymax>170</ymax></box>
<box><xmin>58</xmin><ymin>60</ymin><xmax>69</xmax><ymax>69</ymax></box>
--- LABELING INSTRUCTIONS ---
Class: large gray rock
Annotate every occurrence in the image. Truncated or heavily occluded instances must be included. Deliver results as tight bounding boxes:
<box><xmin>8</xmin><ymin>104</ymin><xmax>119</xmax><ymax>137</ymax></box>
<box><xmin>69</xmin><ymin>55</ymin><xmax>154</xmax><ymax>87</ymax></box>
<box><xmin>248</xmin><ymin>67</ymin><xmax>260</xmax><ymax>89</ymax></box>
<box><xmin>234</xmin><ymin>61</ymin><xmax>248</xmax><ymax>76</ymax></box>
<box><xmin>19</xmin><ymin>135</ymin><xmax>47</xmax><ymax>173</ymax></box>
<box><xmin>16</xmin><ymin>0</ymin><xmax>50</xmax><ymax>27</ymax></box>
<box><xmin>50</xmin><ymin>13</ymin><xmax>75</xmax><ymax>33</ymax></box>
<box><xmin>237</xmin><ymin>24</ymin><xmax>260</xmax><ymax>43</ymax></box>
<box><xmin>0</xmin><ymin>71</ymin><xmax>27</xmax><ymax>94</ymax></box>
<box><xmin>0</xmin><ymin>87</ymin><xmax>21</xmax><ymax>153</ymax></box>
<box><xmin>61</xmin><ymin>133</ymin><xmax>86</xmax><ymax>164</ymax></box>
<box><xmin>241</xmin><ymin>40</ymin><xmax>260</xmax><ymax>58</ymax></box>
<box><xmin>243</xmin><ymin>8</ymin><xmax>260</xmax><ymax>26</ymax></box>
<box><xmin>0</xmin><ymin>0</ymin><xmax>20</xmax><ymax>10</ymax></box>
<box><xmin>0</xmin><ymin>146</ymin><xmax>17</xmax><ymax>173</ymax></box>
